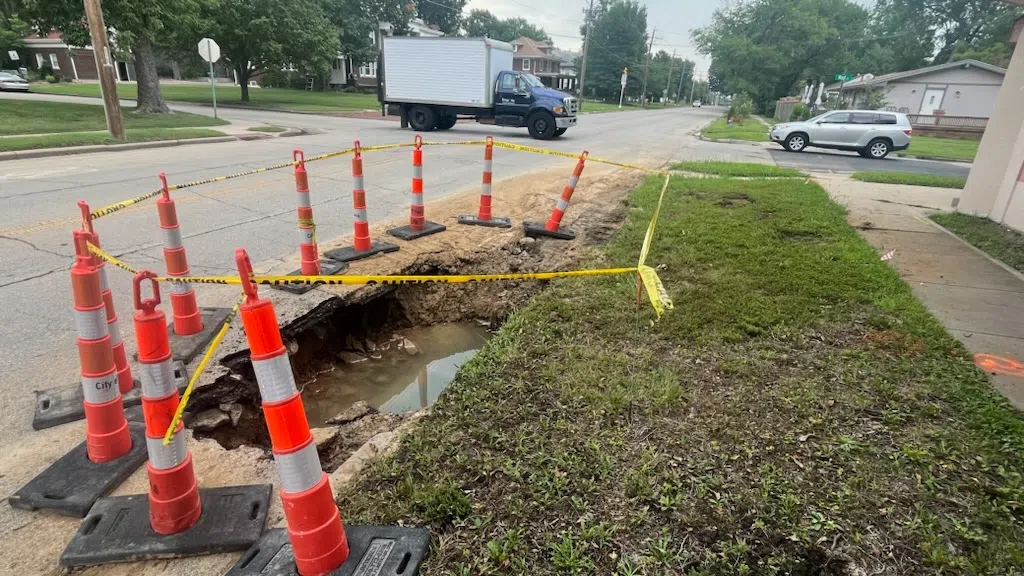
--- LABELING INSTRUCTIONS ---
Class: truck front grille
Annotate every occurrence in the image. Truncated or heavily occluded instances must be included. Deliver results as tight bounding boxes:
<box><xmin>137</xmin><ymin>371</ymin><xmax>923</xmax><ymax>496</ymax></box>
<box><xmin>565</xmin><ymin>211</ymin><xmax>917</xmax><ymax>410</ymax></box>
<box><xmin>565</xmin><ymin>97</ymin><xmax>579</xmax><ymax>116</ymax></box>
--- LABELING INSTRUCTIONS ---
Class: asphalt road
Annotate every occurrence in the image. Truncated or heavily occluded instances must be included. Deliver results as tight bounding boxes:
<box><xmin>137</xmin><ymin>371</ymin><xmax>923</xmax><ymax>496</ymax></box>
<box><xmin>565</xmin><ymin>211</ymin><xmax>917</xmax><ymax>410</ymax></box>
<box><xmin>0</xmin><ymin>97</ymin><xmax>730</xmax><ymax>447</ymax></box>
<box><xmin>769</xmin><ymin>147</ymin><xmax>972</xmax><ymax>177</ymax></box>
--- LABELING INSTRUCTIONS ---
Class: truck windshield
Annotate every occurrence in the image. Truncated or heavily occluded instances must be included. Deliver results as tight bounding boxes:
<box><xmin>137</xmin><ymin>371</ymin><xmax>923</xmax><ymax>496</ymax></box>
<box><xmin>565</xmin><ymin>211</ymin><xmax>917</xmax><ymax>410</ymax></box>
<box><xmin>520</xmin><ymin>73</ymin><xmax>544</xmax><ymax>88</ymax></box>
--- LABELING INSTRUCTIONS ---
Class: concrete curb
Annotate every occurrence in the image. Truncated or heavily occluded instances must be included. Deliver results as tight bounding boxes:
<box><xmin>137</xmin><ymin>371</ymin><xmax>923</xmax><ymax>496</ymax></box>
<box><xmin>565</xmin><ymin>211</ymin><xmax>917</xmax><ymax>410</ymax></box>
<box><xmin>0</xmin><ymin>135</ymin><xmax>239</xmax><ymax>161</ymax></box>
<box><xmin>921</xmin><ymin>215</ymin><xmax>1024</xmax><ymax>285</ymax></box>
<box><xmin>697</xmin><ymin>133</ymin><xmax>775</xmax><ymax>148</ymax></box>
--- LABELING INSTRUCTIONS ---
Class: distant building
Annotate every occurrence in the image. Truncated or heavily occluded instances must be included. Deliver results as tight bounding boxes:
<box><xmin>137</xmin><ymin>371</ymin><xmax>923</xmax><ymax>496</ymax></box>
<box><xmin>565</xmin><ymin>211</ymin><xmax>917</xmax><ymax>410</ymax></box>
<box><xmin>21</xmin><ymin>31</ymin><xmax>136</xmax><ymax>82</ymax></box>
<box><xmin>331</xmin><ymin>18</ymin><xmax>443</xmax><ymax>88</ymax></box>
<box><xmin>509</xmin><ymin>37</ymin><xmax>576</xmax><ymax>90</ymax></box>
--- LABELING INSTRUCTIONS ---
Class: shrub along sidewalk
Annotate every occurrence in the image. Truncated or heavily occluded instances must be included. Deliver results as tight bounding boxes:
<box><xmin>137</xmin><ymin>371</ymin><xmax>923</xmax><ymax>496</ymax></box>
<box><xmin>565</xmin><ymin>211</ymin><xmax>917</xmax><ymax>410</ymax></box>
<box><xmin>337</xmin><ymin>174</ymin><xmax>1024</xmax><ymax>575</ymax></box>
<box><xmin>852</xmin><ymin>171</ymin><xmax>967</xmax><ymax>189</ymax></box>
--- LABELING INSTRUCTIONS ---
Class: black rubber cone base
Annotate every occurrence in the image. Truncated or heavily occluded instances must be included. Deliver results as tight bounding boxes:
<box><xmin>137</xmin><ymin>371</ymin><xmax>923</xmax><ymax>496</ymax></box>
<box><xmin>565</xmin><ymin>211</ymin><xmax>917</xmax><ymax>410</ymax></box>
<box><xmin>9</xmin><ymin>422</ymin><xmax>148</xmax><ymax>517</ymax></box>
<box><xmin>323</xmin><ymin>241</ymin><xmax>399</xmax><ymax>264</ymax></box>
<box><xmin>225</xmin><ymin>526</ymin><xmax>430</xmax><ymax>576</ymax></box>
<box><xmin>523</xmin><ymin>220</ymin><xmax>577</xmax><ymax>240</ymax></box>
<box><xmin>457</xmin><ymin>215</ymin><xmax>513</xmax><ymax>228</ymax></box>
<box><xmin>387</xmin><ymin>220</ymin><xmax>446</xmax><ymax>241</ymax></box>
<box><xmin>273</xmin><ymin>259</ymin><xmax>349</xmax><ymax>295</ymax></box>
<box><xmin>169</xmin><ymin>307</ymin><xmax>233</xmax><ymax>364</ymax></box>
<box><xmin>34</xmin><ymin>361</ymin><xmax>187</xmax><ymax>431</ymax></box>
<box><xmin>60</xmin><ymin>484</ymin><xmax>273</xmax><ymax>567</ymax></box>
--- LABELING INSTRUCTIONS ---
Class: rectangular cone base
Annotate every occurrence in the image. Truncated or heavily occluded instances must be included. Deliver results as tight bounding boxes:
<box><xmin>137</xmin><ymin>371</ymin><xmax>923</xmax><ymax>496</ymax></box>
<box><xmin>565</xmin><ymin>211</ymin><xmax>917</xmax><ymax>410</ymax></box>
<box><xmin>387</xmin><ymin>220</ymin><xmax>447</xmax><ymax>241</ymax></box>
<box><xmin>34</xmin><ymin>361</ymin><xmax>186</xmax><ymax>431</ymax></box>
<box><xmin>59</xmin><ymin>484</ymin><xmax>273</xmax><ymax>568</ymax></box>
<box><xmin>457</xmin><ymin>215</ymin><xmax>513</xmax><ymax>228</ymax></box>
<box><xmin>523</xmin><ymin>220</ymin><xmax>577</xmax><ymax>241</ymax></box>
<box><xmin>169</xmin><ymin>307</ymin><xmax>233</xmax><ymax>364</ymax></box>
<box><xmin>9</xmin><ymin>422</ymin><xmax>148</xmax><ymax>517</ymax></box>
<box><xmin>224</xmin><ymin>526</ymin><xmax>430</xmax><ymax>576</ymax></box>
<box><xmin>323</xmin><ymin>241</ymin><xmax>399</xmax><ymax>264</ymax></box>
<box><xmin>273</xmin><ymin>259</ymin><xmax>349</xmax><ymax>295</ymax></box>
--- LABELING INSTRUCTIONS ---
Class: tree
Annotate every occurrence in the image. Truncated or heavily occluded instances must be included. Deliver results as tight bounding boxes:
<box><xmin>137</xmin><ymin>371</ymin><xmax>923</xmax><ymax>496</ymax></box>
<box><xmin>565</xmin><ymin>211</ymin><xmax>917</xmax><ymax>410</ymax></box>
<box><xmin>579</xmin><ymin>0</ymin><xmax>647</xmax><ymax>101</ymax></box>
<box><xmin>26</xmin><ymin>0</ymin><xmax>207</xmax><ymax>113</ymax></box>
<box><xmin>417</xmin><ymin>0</ymin><xmax>464</xmax><ymax>35</ymax></box>
<box><xmin>322</xmin><ymin>0</ymin><xmax>376</xmax><ymax>72</ymax></box>
<box><xmin>463</xmin><ymin>9</ymin><xmax>550</xmax><ymax>42</ymax></box>
<box><xmin>952</xmin><ymin>41</ymin><xmax>1014</xmax><ymax>67</ymax></box>
<box><xmin>204</xmin><ymin>0</ymin><xmax>339</xmax><ymax>101</ymax></box>
<box><xmin>1</xmin><ymin>0</ymin><xmax>29</xmax><ymax>70</ymax></box>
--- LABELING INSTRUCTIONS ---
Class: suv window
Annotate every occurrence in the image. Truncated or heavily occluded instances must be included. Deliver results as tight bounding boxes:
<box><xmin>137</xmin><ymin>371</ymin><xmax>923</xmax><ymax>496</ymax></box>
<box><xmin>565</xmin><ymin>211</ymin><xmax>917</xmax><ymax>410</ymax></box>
<box><xmin>821</xmin><ymin>112</ymin><xmax>850</xmax><ymax>124</ymax></box>
<box><xmin>875</xmin><ymin>114</ymin><xmax>898</xmax><ymax>125</ymax></box>
<box><xmin>850</xmin><ymin>113</ymin><xmax>876</xmax><ymax>124</ymax></box>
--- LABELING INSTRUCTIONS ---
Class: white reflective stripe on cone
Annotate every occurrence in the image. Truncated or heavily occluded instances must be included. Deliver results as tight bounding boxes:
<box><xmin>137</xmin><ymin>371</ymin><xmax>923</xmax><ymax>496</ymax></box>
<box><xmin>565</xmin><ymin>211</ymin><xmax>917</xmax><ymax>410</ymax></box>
<box><xmin>162</xmin><ymin>227</ymin><xmax>183</xmax><ymax>250</ymax></box>
<box><xmin>274</xmin><ymin>441</ymin><xmax>322</xmax><ymax>494</ymax></box>
<box><xmin>411</xmin><ymin>193</ymin><xmax>423</xmax><ymax>204</ymax></box>
<box><xmin>138</xmin><ymin>359</ymin><xmax>177</xmax><ymax>399</ymax></box>
<box><xmin>108</xmin><ymin>317</ymin><xmax>123</xmax><ymax>346</ymax></box>
<box><xmin>296</xmin><ymin>192</ymin><xmax>312</xmax><ymax>208</ymax></box>
<box><xmin>555</xmin><ymin>198</ymin><xmax>569</xmax><ymax>212</ymax></box>
<box><xmin>353</xmin><ymin>176</ymin><xmax>364</xmax><ymax>190</ymax></box>
<box><xmin>75</xmin><ymin>308</ymin><xmax>108</xmax><ymax>341</ymax></box>
<box><xmin>484</xmin><ymin>159</ymin><xmax>492</xmax><ymax>172</ymax></box>
<box><xmin>82</xmin><ymin>370</ymin><xmax>119</xmax><ymax>404</ymax></box>
<box><xmin>147</xmin><ymin>431</ymin><xmax>187</xmax><ymax>470</ymax></box>
<box><xmin>481</xmin><ymin>183</ymin><xmax>492</xmax><ymax>197</ymax></box>
<box><xmin>99</xmin><ymin>266</ymin><xmax>110</xmax><ymax>292</ymax></box>
<box><xmin>353</xmin><ymin>208</ymin><xmax>368</xmax><ymax>223</ymax></box>
<box><xmin>299</xmin><ymin>228</ymin><xmax>315</xmax><ymax>244</ymax></box>
<box><xmin>251</xmin><ymin>353</ymin><xmax>298</xmax><ymax>403</ymax></box>
<box><xmin>568</xmin><ymin>176</ymin><xmax>579</xmax><ymax>189</ymax></box>
<box><xmin>413</xmin><ymin>165</ymin><xmax>423</xmax><ymax>179</ymax></box>
<box><xmin>169</xmin><ymin>281</ymin><xmax>192</xmax><ymax>295</ymax></box>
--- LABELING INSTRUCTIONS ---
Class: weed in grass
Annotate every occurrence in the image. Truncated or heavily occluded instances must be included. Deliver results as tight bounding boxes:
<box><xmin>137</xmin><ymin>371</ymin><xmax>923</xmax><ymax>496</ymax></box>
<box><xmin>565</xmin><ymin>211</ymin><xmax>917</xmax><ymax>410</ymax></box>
<box><xmin>551</xmin><ymin>531</ymin><xmax>593</xmax><ymax>574</ymax></box>
<box><xmin>411</xmin><ymin>481</ymin><xmax>471</xmax><ymax>526</ymax></box>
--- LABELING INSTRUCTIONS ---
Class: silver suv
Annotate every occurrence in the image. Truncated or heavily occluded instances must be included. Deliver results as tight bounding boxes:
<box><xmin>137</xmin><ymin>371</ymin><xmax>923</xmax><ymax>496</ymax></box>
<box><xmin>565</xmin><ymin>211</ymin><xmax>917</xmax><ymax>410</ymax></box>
<box><xmin>769</xmin><ymin>110</ymin><xmax>912</xmax><ymax>159</ymax></box>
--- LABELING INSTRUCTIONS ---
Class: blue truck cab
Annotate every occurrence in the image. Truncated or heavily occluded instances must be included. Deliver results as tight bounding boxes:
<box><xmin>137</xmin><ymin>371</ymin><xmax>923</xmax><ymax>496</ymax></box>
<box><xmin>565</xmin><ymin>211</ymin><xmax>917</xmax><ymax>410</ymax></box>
<box><xmin>492</xmin><ymin>71</ymin><xmax>578</xmax><ymax>139</ymax></box>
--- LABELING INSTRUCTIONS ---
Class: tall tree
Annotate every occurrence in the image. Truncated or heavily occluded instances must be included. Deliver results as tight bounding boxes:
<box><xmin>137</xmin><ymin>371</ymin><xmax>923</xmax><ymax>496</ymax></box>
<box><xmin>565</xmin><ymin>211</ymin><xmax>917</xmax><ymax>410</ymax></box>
<box><xmin>1</xmin><ymin>0</ymin><xmax>28</xmax><ymax>70</ymax></box>
<box><xmin>578</xmin><ymin>0</ymin><xmax>647</xmax><ymax>100</ymax></box>
<box><xmin>322</xmin><ymin>0</ymin><xmax>376</xmax><ymax>70</ymax></box>
<box><xmin>463</xmin><ymin>9</ymin><xmax>550</xmax><ymax>42</ymax></box>
<box><xmin>204</xmin><ymin>0</ymin><xmax>339</xmax><ymax>101</ymax></box>
<box><xmin>26</xmin><ymin>0</ymin><xmax>207</xmax><ymax>113</ymax></box>
<box><xmin>417</xmin><ymin>0</ymin><xmax>464</xmax><ymax>35</ymax></box>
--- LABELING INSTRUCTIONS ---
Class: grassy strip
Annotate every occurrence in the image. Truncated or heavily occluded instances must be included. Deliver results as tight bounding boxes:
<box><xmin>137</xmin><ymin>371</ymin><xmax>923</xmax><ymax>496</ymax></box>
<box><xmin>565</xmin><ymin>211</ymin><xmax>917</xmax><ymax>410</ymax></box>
<box><xmin>673</xmin><ymin>161</ymin><xmax>805</xmax><ymax>178</ymax></box>
<box><xmin>931</xmin><ymin>212</ymin><xmax>1024</xmax><ymax>273</ymax></box>
<box><xmin>338</xmin><ymin>176</ymin><xmax>1024</xmax><ymax>575</ymax></box>
<box><xmin>702</xmin><ymin>117</ymin><xmax>768</xmax><ymax>142</ymax></box>
<box><xmin>30</xmin><ymin>83</ymin><xmax>379</xmax><ymax>112</ymax></box>
<box><xmin>0</xmin><ymin>128</ymin><xmax>226</xmax><ymax>152</ymax></box>
<box><xmin>852</xmin><ymin>171</ymin><xmax>967</xmax><ymax>189</ymax></box>
<box><xmin>900</xmin><ymin>135</ymin><xmax>979</xmax><ymax>162</ymax></box>
<box><xmin>246</xmin><ymin>125</ymin><xmax>287</xmax><ymax>133</ymax></box>
<box><xmin>0</xmin><ymin>100</ymin><xmax>227</xmax><ymax>135</ymax></box>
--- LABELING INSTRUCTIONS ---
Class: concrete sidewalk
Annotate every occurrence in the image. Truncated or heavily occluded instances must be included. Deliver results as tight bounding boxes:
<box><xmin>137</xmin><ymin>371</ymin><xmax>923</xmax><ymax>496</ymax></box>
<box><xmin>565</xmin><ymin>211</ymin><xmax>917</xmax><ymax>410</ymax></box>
<box><xmin>817</xmin><ymin>174</ymin><xmax>1024</xmax><ymax>410</ymax></box>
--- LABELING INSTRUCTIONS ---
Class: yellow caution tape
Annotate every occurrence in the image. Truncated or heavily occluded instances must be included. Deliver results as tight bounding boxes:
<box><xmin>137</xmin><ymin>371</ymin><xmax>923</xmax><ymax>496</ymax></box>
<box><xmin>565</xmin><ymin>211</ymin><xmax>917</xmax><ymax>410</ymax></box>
<box><xmin>162</xmin><ymin>299</ymin><xmax>242</xmax><ymax>446</ymax></box>
<box><xmin>636</xmin><ymin>173</ymin><xmax>674</xmax><ymax>317</ymax></box>
<box><xmin>490</xmin><ymin>140</ymin><xmax>663</xmax><ymax>173</ymax></box>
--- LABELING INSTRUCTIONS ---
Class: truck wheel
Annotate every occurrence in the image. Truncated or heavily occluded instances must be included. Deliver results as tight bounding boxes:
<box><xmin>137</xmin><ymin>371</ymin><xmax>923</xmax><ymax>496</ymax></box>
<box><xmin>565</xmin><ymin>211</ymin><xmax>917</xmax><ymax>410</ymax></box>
<box><xmin>527</xmin><ymin>112</ymin><xmax>557</xmax><ymax>140</ymax></box>
<box><xmin>553</xmin><ymin>128</ymin><xmax>568</xmax><ymax>138</ymax></box>
<box><xmin>436</xmin><ymin>114</ymin><xmax>457</xmax><ymax>130</ymax></box>
<box><xmin>408</xmin><ymin>105</ymin><xmax>437</xmax><ymax>131</ymax></box>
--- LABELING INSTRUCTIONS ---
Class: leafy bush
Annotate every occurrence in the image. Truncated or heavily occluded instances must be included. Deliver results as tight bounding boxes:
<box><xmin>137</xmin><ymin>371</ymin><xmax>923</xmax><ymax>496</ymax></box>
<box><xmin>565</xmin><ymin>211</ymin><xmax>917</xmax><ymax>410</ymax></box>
<box><xmin>728</xmin><ymin>93</ymin><xmax>754</xmax><ymax>122</ymax></box>
<box><xmin>46</xmin><ymin>75</ymin><xmax>58</xmax><ymax>83</ymax></box>
<box><xmin>792</xmin><ymin>102</ymin><xmax>812</xmax><ymax>121</ymax></box>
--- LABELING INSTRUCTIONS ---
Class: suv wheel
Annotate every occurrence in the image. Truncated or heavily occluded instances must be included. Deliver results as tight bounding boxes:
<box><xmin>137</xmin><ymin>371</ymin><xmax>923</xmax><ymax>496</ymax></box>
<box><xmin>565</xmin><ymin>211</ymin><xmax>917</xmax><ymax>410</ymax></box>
<box><xmin>866</xmin><ymin>138</ymin><xmax>891</xmax><ymax>159</ymax></box>
<box><xmin>784</xmin><ymin>133</ymin><xmax>808</xmax><ymax>153</ymax></box>
<box><xmin>408</xmin><ymin>105</ymin><xmax>437</xmax><ymax>131</ymax></box>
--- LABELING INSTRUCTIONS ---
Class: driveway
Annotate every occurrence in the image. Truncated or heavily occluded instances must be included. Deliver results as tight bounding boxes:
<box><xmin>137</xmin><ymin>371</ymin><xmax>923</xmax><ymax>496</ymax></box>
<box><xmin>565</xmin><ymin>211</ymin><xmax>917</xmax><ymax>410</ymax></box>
<box><xmin>769</xmin><ymin>147</ymin><xmax>971</xmax><ymax>177</ymax></box>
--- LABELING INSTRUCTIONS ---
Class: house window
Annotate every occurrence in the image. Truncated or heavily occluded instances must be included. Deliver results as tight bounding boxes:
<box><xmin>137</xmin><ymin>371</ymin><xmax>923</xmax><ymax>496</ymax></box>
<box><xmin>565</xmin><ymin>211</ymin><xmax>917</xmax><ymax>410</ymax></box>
<box><xmin>359</xmin><ymin>61</ymin><xmax>377</xmax><ymax>77</ymax></box>
<box><xmin>49</xmin><ymin>54</ymin><xmax>60</xmax><ymax>70</ymax></box>
<box><xmin>35</xmin><ymin>53</ymin><xmax>44</xmax><ymax>68</ymax></box>
<box><xmin>522</xmin><ymin>59</ymin><xmax>530</xmax><ymax>71</ymax></box>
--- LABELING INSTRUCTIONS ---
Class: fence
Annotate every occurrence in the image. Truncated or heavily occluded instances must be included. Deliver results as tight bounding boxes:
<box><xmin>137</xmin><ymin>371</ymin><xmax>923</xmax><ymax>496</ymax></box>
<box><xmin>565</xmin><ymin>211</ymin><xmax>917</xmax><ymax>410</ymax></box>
<box><xmin>907</xmin><ymin>114</ymin><xmax>988</xmax><ymax>134</ymax></box>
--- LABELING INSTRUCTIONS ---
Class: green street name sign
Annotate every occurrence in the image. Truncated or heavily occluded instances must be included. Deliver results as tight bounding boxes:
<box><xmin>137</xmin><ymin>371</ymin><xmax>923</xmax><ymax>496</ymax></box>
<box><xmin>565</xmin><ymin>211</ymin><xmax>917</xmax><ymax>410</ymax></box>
<box><xmin>835</xmin><ymin>73</ymin><xmax>854</xmax><ymax>81</ymax></box>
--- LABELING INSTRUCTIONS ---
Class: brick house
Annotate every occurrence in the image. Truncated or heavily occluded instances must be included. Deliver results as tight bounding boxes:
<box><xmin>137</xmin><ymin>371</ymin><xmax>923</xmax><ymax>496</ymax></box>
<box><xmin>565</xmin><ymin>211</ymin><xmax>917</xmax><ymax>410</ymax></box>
<box><xmin>509</xmin><ymin>36</ymin><xmax>576</xmax><ymax>91</ymax></box>
<box><xmin>21</xmin><ymin>31</ymin><xmax>136</xmax><ymax>82</ymax></box>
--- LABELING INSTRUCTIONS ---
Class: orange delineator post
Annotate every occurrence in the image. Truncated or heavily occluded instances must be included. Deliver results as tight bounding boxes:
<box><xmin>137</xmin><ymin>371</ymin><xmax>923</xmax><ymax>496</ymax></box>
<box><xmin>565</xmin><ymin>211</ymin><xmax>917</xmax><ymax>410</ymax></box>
<box><xmin>294</xmin><ymin>150</ymin><xmax>321</xmax><ymax>276</ymax></box>
<box><xmin>156</xmin><ymin>174</ymin><xmax>204</xmax><ymax>336</ymax></box>
<box><xmin>72</xmin><ymin>229</ymin><xmax>132</xmax><ymax>463</ymax></box>
<box><xmin>236</xmin><ymin>248</ymin><xmax>349</xmax><ymax>575</ymax></box>
<box><xmin>78</xmin><ymin>202</ymin><xmax>133</xmax><ymax>395</ymax></box>
<box><xmin>523</xmin><ymin>150</ymin><xmax>588</xmax><ymax>241</ymax></box>
<box><xmin>458</xmin><ymin>135</ymin><xmax>511</xmax><ymax>228</ymax></box>
<box><xmin>131</xmin><ymin>270</ymin><xmax>202</xmax><ymax>534</ymax></box>
<box><xmin>323</xmin><ymin>141</ymin><xmax>398</xmax><ymax>263</ymax></box>
<box><xmin>388</xmin><ymin>135</ymin><xmax>446</xmax><ymax>241</ymax></box>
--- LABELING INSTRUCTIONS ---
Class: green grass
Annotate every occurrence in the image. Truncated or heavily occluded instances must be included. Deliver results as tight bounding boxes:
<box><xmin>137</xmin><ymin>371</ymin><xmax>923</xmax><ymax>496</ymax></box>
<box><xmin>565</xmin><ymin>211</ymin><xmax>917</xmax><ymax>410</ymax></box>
<box><xmin>931</xmin><ymin>212</ymin><xmax>1024</xmax><ymax>273</ymax></box>
<box><xmin>672</xmin><ymin>160</ymin><xmax>805</xmax><ymax>178</ymax></box>
<box><xmin>0</xmin><ymin>100</ymin><xmax>227</xmax><ymax>136</ymax></box>
<box><xmin>901</xmin><ymin>135</ymin><xmax>980</xmax><ymax>162</ymax></box>
<box><xmin>337</xmin><ymin>175</ymin><xmax>1024</xmax><ymax>574</ymax></box>
<box><xmin>702</xmin><ymin>116</ymin><xmax>769</xmax><ymax>141</ymax></box>
<box><xmin>0</xmin><ymin>128</ymin><xmax>226</xmax><ymax>152</ymax></box>
<box><xmin>31</xmin><ymin>82</ymin><xmax>380</xmax><ymax>112</ymax></box>
<box><xmin>580</xmin><ymin>101</ymin><xmax>684</xmax><ymax>114</ymax></box>
<box><xmin>852</xmin><ymin>171</ymin><xmax>968</xmax><ymax>189</ymax></box>
<box><xmin>246</xmin><ymin>125</ymin><xmax>287</xmax><ymax>133</ymax></box>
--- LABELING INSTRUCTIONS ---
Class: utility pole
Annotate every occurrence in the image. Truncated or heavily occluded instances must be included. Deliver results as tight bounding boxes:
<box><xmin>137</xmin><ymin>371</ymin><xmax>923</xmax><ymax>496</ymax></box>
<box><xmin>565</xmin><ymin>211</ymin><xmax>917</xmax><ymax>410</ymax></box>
<box><xmin>639</xmin><ymin>26</ymin><xmax>655</xmax><ymax>108</ymax></box>
<box><xmin>577</xmin><ymin>0</ymin><xmax>595</xmax><ymax>111</ymax></box>
<box><xmin>664</xmin><ymin>49</ymin><xmax>675</xmax><ymax>106</ymax></box>
<box><xmin>676</xmin><ymin>61</ymin><xmax>688</xmax><ymax>104</ymax></box>
<box><xmin>83</xmin><ymin>0</ymin><xmax>124</xmax><ymax>140</ymax></box>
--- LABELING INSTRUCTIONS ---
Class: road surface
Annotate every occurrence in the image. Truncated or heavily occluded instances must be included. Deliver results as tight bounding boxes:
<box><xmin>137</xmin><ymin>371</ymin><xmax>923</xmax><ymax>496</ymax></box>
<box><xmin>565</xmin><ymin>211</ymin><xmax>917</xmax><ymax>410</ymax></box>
<box><xmin>769</xmin><ymin>147</ymin><xmax>972</xmax><ymax>177</ymax></box>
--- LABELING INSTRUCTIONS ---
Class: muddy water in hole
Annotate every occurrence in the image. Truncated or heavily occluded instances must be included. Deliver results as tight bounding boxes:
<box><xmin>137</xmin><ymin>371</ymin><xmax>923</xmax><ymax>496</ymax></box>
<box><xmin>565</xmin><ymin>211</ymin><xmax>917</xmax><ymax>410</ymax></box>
<box><xmin>303</xmin><ymin>323</ymin><xmax>492</xmax><ymax>427</ymax></box>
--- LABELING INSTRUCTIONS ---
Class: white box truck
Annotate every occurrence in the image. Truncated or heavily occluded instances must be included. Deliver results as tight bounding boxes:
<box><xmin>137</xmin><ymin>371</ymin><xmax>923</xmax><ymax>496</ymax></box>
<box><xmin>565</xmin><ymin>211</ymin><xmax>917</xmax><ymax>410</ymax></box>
<box><xmin>378</xmin><ymin>37</ymin><xmax>578</xmax><ymax>140</ymax></box>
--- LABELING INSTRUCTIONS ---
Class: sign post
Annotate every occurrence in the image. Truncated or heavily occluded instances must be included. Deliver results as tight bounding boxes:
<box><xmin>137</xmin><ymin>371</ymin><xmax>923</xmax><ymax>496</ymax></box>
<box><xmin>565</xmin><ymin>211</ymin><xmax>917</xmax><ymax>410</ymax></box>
<box><xmin>197</xmin><ymin>38</ymin><xmax>221</xmax><ymax>119</ymax></box>
<box><xmin>619</xmin><ymin>67</ymin><xmax>628</xmax><ymax>109</ymax></box>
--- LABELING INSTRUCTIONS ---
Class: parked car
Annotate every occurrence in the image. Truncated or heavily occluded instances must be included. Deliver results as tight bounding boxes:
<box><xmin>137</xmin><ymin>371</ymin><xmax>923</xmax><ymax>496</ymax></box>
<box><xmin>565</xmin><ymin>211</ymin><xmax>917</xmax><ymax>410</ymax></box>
<box><xmin>769</xmin><ymin>110</ymin><xmax>912</xmax><ymax>159</ymax></box>
<box><xmin>693</xmin><ymin>100</ymin><xmax>702</xmax><ymax>107</ymax></box>
<box><xmin>0</xmin><ymin>72</ymin><xmax>30</xmax><ymax>92</ymax></box>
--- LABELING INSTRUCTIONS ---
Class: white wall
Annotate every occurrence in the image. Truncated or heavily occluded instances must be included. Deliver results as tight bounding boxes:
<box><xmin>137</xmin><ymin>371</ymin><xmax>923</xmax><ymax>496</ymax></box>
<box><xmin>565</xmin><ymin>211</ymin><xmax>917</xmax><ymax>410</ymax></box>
<box><xmin>879</xmin><ymin>65</ymin><xmax>1004</xmax><ymax>117</ymax></box>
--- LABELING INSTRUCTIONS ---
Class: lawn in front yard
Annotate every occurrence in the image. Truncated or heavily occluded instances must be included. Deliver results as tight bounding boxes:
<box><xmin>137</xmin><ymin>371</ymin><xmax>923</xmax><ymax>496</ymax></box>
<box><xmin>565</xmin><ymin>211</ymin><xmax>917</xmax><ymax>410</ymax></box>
<box><xmin>0</xmin><ymin>128</ymin><xmax>226</xmax><ymax>152</ymax></box>
<box><xmin>702</xmin><ymin>116</ymin><xmax>768</xmax><ymax>141</ymax></box>
<box><xmin>0</xmin><ymin>100</ymin><xmax>227</xmax><ymax>135</ymax></box>
<box><xmin>931</xmin><ymin>212</ymin><xmax>1024</xmax><ymax>273</ymax></box>
<box><xmin>337</xmin><ymin>174</ymin><xmax>1024</xmax><ymax>574</ymax></box>
<box><xmin>900</xmin><ymin>135</ymin><xmax>979</xmax><ymax>162</ymax></box>
<box><xmin>852</xmin><ymin>171</ymin><xmax>967</xmax><ymax>189</ymax></box>
<box><xmin>31</xmin><ymin>82</ymin><xmax>380</xmax><ymax>112</ymax></box>
<box><xmin>673</xmin><ymin>160</ymin><xmax>805</xmax><ymax>177</ymax></box>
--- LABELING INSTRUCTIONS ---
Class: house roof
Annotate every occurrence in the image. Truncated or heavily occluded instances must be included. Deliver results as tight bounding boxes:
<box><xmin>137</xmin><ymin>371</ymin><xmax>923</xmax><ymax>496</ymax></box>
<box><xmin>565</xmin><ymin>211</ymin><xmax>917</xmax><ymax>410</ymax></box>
<box><xmin>825</xmin><ymin>59</ymin><xmax>1006</xmax><ymax>91</ymax></box>
<box><xmin>511</xmin><ymin>36</ymin><xmax>558</xmax><ymax>60</ymax></box>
